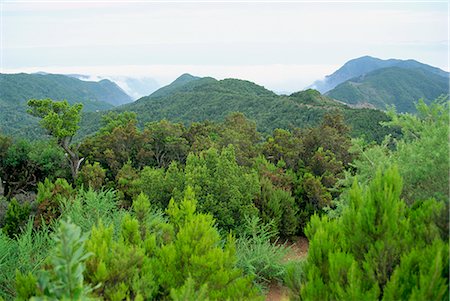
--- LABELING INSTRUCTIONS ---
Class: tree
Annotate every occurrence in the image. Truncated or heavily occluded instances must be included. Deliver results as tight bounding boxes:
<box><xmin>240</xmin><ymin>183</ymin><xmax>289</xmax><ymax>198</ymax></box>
<box><xmin>27</xmin><ymin>99</ymin><xmax>84</xmax><ymax>181</ymax></box>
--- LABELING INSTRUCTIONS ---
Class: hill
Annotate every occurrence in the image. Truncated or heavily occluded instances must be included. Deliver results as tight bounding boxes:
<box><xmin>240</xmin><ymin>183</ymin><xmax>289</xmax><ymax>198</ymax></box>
<box><xmin>326</xmin><ymin>67</ymin><xmax>449</xmax><ymax>113</ymax></box>
<box><xmin>78</xmin><ymin>75</ymin><xmax>394</xmax><ymax>143</ymax></box>
<box><xmin>0</xmin><ymin>73</ymin><xmax>132</xmax><ymax>138</ymax></box>
<box><xmin>310</xmin><ymin>56</ymin><xmax>448</xmax><ymax>93</ymax></box>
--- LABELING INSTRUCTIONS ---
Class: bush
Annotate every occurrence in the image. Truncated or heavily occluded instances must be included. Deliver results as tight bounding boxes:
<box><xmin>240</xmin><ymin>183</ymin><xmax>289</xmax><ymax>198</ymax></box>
<box><xmin>236</xmin><ymin>216</ymin><xmax>289</xmax><ymax>291</ymax></box>
<box><xmin>2</xmin><ymin>199</ymin><xmax>30</xmax><ymax>238</ymax></box>
<box><xmin>300</xmin><ymin>167</ymin><xmax>449</xmax><ymax>300</ymax></box>
<box><xmin>15</xmin><ymin>220</ymin><xmax>95</xmax><ymax>300</ymax></box>
<box><xmin>34</xmin><ymin>178</ymin><xmax>75</xmax><ymax>228</ymax></box>
<box><xmin>77</xmin><ymin>162</ymin><xmax>106</xmax><ymax>190</ymax></box>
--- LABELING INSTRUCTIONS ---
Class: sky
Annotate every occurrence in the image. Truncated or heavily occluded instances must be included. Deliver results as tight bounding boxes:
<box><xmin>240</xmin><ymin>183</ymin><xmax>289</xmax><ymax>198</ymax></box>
<box><xmin>1</xmin><ymin>0</ymin><xmax>448</xmax><ymax>93</ymax></box>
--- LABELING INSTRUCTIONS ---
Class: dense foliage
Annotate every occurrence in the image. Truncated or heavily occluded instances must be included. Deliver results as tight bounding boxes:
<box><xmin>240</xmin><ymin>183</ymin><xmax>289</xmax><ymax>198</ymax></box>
<box><xmin>0</xmin><ymin>73</ymin><xmax>132</xmax><ymax>138</ymax></box>
<box><xmin>0</xmin><ymin>96</ymin><xmax>448</xmax><ymax>300</ymax></box>
<box><xmin>327</xmin><ymin>67</ymin><xmax>449</xmax><ymax>112</ymax></box>
<box><xmin>78</xmin><ymin>77</ymin><xmax>397</xmax><ymax>144</ymax></box>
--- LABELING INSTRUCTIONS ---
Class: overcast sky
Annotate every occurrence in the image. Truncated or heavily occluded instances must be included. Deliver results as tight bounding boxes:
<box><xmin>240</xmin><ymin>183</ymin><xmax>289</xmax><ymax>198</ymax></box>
<box><xmin>1</xmin><ymin>1</ymin><xmax>448</xmax><ymax>92</ymax></box>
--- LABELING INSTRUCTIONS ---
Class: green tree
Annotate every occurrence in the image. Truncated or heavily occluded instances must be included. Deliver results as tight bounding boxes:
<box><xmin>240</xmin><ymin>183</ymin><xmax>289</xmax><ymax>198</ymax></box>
<box><xmin>299</xmin><ymin>167</ymin><xmax>448</xmax><ymax>300</ymax></box>
<box><xmin>27</xmin><ymin>99</ymin><xmax>83</xmax><ymax>181</ymax></box>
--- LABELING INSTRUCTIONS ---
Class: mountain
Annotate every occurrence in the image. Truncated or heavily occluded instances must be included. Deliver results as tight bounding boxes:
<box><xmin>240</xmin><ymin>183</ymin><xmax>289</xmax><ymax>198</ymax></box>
<box><xmin>78</xmin><ymin>75</ymin><xmax>394</xmax><ymax>144</ymax></box>
<box><xmin>326</xmin><ymin>67</ymin><xmax>449</xmax><ymax>113</ymax></box>
<box><xmin>310</xmin><ymin>56</ymin><xmax>448</xmax><ymax>93</ymax></box>
<box><xmin>0</xmin><ymin>73</ymin><xmax>132</xmax><ymax>138</ymax></box>
<box><xmin>67</xmin><ymin>74</ymin><xmax>160</xmax><ymax>100</ymax></box>
<box><xmin>1</xmin><ymin>73</ymin><xmax>132</xmax><ymax>108</ymax></box>
<box><xmin>148</xmin><ymin>73</ymin><xmax>203</xmax><ymax>98</ymax></box>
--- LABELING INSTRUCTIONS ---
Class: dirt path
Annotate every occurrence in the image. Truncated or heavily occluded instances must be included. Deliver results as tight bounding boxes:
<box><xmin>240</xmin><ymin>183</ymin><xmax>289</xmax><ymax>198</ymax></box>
<box><xmin>265</xmin><ymin>236</ymin><xmax>309</xmax><ymax>301</ymax></box>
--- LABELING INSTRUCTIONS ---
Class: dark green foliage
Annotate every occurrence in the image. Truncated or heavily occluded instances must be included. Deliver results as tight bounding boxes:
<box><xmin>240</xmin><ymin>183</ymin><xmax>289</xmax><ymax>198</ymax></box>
<box><xmin>0</xmin><ymin>137</ymin><xmax>68</xmax><ymax>198</ymax></box>
<box><xmin>327</xmin><ymin>67</ymin><xmax>449</xmax><ymax>113</ymax></box>
<box><xmin>257</xmin><ymin>178</ymin><xmax>298</xmax><ymax>237</ymax></box>
<box><xmin>34</xmin><ymin>178</ymin><xmax>75</xmax><ymax>227</ymax></box>
<box><xmin>301</xmin><ymin>167</ymin><xmax>449</xmax><ymax>300</ymax></box>
<box><xmin>136</xmin><ymin>162</ymin><xmax>185</xmax><ymax>209</ymax></box>
<box><xmin>0</xmin><ymin>72</ymin><xmax>132</xmax><ymax>139</ymax></box>
<box><xmin>78</xmin><ymin>76</ymin><xmax>395</xmax><ymax>142</ymax></box>
<box><xmin>184</xmin><ymin>146</ymin><xmax>260</xmax><ymax>231</ymax></box>
<box><xmin>145</xmin><ymin>119</ymin><xmax>189</xmax><ymax>168</ymax></box>
<box><xmin>77</xmin><ymin>162</ymin><xmax>106</xmax><ymax>190</ymax></box>
<box><xmin>2</xmin><ymin>199</ymin><xmax>30</xmax><ymax>238</ymax></box>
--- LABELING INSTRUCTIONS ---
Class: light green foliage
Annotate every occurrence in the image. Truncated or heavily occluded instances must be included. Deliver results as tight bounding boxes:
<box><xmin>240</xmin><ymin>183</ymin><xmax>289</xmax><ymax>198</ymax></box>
<box><xmin>2</xmin><ymin>199</ymin><xmax>30</xmax><ymax>238</ymax></box>
<box><xmin>16</xmin><ymin>220</ymin><xmax>94</xmax><ymax>301</ymax></box>
<box><xmin>283</xmin><ymin>260</ymin><xmax>305</xmax><ymax>301</ymax></box>
<box><xmin>300</xmin><ymin>167</ymin><xmax>449</xmax><ymax>300</ymax></box>
<box><xmin>170</xmin><ymin>277</ymin><xmax>209</xmax><ymax>301</ymax></box>
<box><xmin>158</xmin><ymin>188</ymin><xmax>261</xmax><ymax>300</ymax></box>
<box><xmin>382</xmin><ymin>239</ymin><xmax>449</xmax><ymax>301</ymax></box>
<box><xmin>60</xmin><ymin>189</ymin><xmax>123</xmax><ymax>233</ymax></box>
<box><xmin>85</xmin><ymin>218</ymin><xmax>157</xmax><ymax>300</ymax></box>
<box><xmin>0</xmin><ymin>220</ymin><xmax>53</xmax><ymax>300</ymax></box>
<box><xmin>27</xmin><ymin>99</ymin><xmax>83</xmax><ymax>140</ymax></box>
<box><xmin>336</xmin><ymin>99</ymin><xmax>449</xmax><ymax>235</ymax></box>
<box><xmin>184</xmin><ymin>146</ymin><xmax>259</xmax><ymax>231</ymax></box>
<box><xmin>77</xmin><ymin>162</ymin><xmax>106</xmax><ymax>190</ymax></box>
<box><xmin>236</xmin><ymin>216</ymin><xmax>290</xmax><ymax>290</ymax></box>
<box><xmin>386</xmin><ymin>98</ymin><xmax>449</xmax><ymax>204</ymax></box>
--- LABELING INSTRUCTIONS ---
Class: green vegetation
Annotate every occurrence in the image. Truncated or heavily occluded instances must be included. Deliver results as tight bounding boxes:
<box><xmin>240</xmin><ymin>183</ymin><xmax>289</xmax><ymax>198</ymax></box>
<box><xmin>327</xmin><ymin>67</ymin><xmax>449</xmax><ymax>112</ymax></box>
<box><xmin>77</xmin><ymin>77</ymin><xmax>396</xmax><ymax>144</ymax></box>
<box><xmin>0</xmin><ymin>83</ymin><xmax>448</xmax><ymax>300</ymax></box>
<box><xmin>0</xmin><ymin>73</ymin><xmax>131</xmax><ymax>138</ymax></box>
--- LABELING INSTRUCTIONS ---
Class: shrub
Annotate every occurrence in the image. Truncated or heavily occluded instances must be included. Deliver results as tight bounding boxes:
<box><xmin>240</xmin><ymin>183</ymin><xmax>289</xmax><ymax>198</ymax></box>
<box><xmin>300</xmin><ymin>167</ymin><xmax>449</xmax><ymax>300</ymax></box>
<box><xmin>77</xmin><ymin>162</ymin><xmax>106</xmax><ymax>190</ymax></box>
<box><xmin>16</xmin><ymin>220</ymin><xmax>94</xmax><ymax>300</ymax></box>
<box><xmin>2</xmin><ymin>199</ymin><xmax>30</xmax><ymax>238</ymax></box>
<box><xmin>236</xmin><ymin>216</ymin><xmax>289</xmax><ymax>291</ymax></box>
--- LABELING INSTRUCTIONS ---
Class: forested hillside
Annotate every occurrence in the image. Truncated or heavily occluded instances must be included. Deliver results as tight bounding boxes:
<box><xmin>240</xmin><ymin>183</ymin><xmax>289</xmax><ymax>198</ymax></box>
<box><xmin>326</xmin><ymin>67</ymin><xmax>449</xmax><ymax>112</ymax></box>
<box><xmin>310</xmin><ymin>55</ymin><xmax>448</xmax><ymax>93</ymax></box>
<box><xmin>0</xmin><ymin>73</ymin><xmax>132</xmax><ymax>138</ymax></box>
<box><xmin>78</xmin><ymin>76</ymin><xmax>397</xmax><ymax>144</ymax></box>
<box><xmin>0</xmin><ymin>94</ymin><xmax>448</xmax><ymax>300</ymax></box>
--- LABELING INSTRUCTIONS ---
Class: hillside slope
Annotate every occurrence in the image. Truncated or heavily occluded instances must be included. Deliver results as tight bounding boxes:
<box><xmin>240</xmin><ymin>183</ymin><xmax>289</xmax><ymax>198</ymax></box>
<box><xmin>0</xmin><ymin>73</ymin><xmax>132</xmax><ymax>138</ymax></box>
<box><xmin>78</xmin><ymin>75</ymin><xmax>394</xmax><ymax>143</ymax></box>
<box><xmin>326</xmin><ymin>67</ymin><xmax>449</xmax><ymax>112</ymax></box>
<box><xmin>310</xmin><ymin>56</ymin><xmax>448</xmax><ymax>93</ymax></box>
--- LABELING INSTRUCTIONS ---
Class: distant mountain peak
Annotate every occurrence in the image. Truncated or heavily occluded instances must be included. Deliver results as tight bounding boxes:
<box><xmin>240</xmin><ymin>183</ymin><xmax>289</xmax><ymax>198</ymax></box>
<box><xmin>173</xmin><ymin>73</ymin><xmax>200</xmax><ymax>83</ymax></box>
<box><xmin>309</xmin><ymin>56</ymin><xmax>448</xmax><ymax>93</ymax></box>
